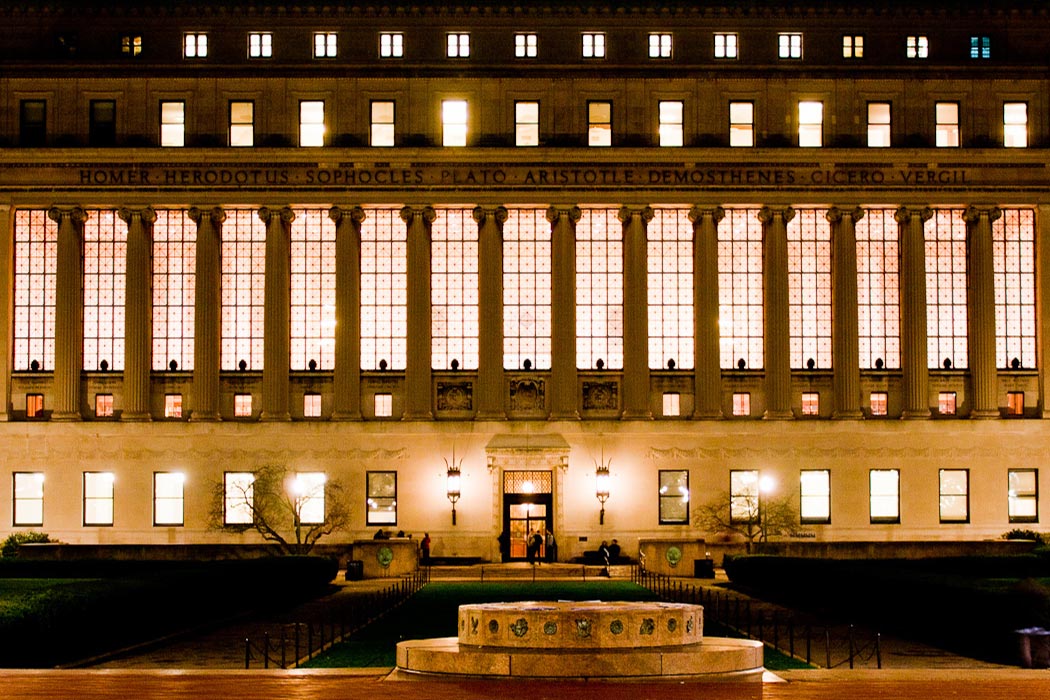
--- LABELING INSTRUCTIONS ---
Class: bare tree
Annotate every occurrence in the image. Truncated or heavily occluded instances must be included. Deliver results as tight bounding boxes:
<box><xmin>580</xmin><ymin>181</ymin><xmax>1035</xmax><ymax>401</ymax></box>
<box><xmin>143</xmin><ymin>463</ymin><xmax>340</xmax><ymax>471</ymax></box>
<box><xmin>211</xmin><ymin>464</ymin><xmax>351</xmax><ymax>555</ymax></box>
<box><xmin>693</xmin><ymin>489</ymin><xmax>801</xmax><ymax>553</ymax></box>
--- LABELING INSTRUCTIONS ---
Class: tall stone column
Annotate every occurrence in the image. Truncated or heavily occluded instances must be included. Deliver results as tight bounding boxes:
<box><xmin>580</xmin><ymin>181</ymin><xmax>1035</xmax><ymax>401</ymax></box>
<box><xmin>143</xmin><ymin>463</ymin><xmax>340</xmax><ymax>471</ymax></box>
<box><xmin>964</xmin><ymin>206</ymin><xmax>1002</xmax><ymax>418</ymax></box>
<box><xmin>895</xmin><ymin>206</ymin><xmax>933</xmax><ymax>419</ymax></box>
<box><xmin>548</xmin><ymin>206</ymin><xmax>581</xmax><ymax>420</ymax></box>
<box><xmin>474</xmin><ymin>206</ymin><xmax>508</xmax><ymax>420</ymax></box>
<box><xmin>189</xmin><ymin>206</ymin><xmax>225</xmax><ymax>421</ymax></box>
<box><xmin>1039</xmin><ymin>205</ymin><xmax>1050</xmax><ymax>417</ymax></box>
<box><xmin>0</xmin><ymin>204</ymin><xmax>12</xmax><ymax>421</ymax></box>
<box><xmin>49</xmin><ymin>206</ymin><xmax>86</xmax><ymax>421</ymax></box>
<box><xmin>259</xmin><ymin>206</ymin><xmax>294</xmax><ymax>422</ymax></box>
<box><xmin>689</xmin><ymin>206</ymin><xmax>724</xmax><ymax>419</ymax></box>
<box><xmin>759</xmin><ymin>206</ymin><xmax>794</xmax><ymax>419</ymax></box>
<box><xmin>828</xmin><ymin>207</ymin><xmax>864</xmax><ymax>419</ymax></box>
<box><xmin>330</xmin><ymin>206</ymin><xmax>364</xmax><ymax>420</ymax></box>
<box><xmin>119</xmin><ymin>206</ymin><xmax>156</xmax><ymax>421</ymax></box>
<box><xmin>619</xmin><ymin>205</ymin><xmax>653</xmax><ymax>419</ymax></box>
<box><xmin>402</xmin><ymin>206</ymin><xmax>436</xmax><ymax>420</ymax></box>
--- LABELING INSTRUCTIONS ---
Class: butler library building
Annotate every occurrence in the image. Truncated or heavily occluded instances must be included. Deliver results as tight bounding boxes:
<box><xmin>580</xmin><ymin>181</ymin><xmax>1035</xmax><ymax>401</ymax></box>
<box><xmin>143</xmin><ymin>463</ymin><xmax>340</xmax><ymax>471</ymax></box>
<box><xmin>1</xmin><ymin>0</ymin><xmax>1049</xmax><ymax>563</ymax></box>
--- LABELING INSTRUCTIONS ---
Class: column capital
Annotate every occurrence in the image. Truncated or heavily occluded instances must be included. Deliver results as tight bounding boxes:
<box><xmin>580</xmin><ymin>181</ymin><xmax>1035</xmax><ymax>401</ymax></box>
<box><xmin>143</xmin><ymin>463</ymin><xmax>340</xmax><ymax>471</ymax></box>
<box><xmin>963</xmin><ymin>205</ymin><xmax>1003</xmax><ymax>225</ymax></box>
<box><xmin>47</xmin><ymin>206</ymin><xmax>86</xmax><ymax>226</ymax></box>
<box><xmin>826</xmin><ymin>206</ymin><xmax>865</xmax><ymax>224</ymax></box>
<box><xmin>472</xmin><ymin>205</ymin><xmax>509</xmax><ymax>226</ymax></box>
<box><xmin>894</xmin><ymin>205</ymin><xmax>933</xmax><ymax>225</ymax></box>
<box><xmin>118</xmin><ymin>206</ymin><xmax>157</xmax><ymax>225</ymax></box>
<box><xmin>400</xmin><ymin>205</ymin><xmax>436</xmax><ymax>225</ymax></box>
<box><xmin>546</xmin><ymin>205</ymin><xmax>582</xmax><ymax>225</ymax></box>
<box><xmin>758</xmin><ymin>206</ymin><xmax>795</xmax><ymax>225</ymax></box>
<box><xmin>617</xmin><ymin>205</ymin><xmax>654</xmax><ymax>224</ymax></box>
<box><xmin>258</xmin><ymin>206</ymin><xmax>296</xmax><ymax>225</ymax></box>
<box><xmin>329</xmin><ymin>205</ymin><xmax>366</xmax><ymax>225</ymax></box>
<box><xmin>688</xmin><ymin>205</ymin><xmax>725</xmax><ymax>224</ymax></box>
<box><xmin>188</xmin><ymin>206</ymin><xmax>226</xmax><ymax>226</ymax></box>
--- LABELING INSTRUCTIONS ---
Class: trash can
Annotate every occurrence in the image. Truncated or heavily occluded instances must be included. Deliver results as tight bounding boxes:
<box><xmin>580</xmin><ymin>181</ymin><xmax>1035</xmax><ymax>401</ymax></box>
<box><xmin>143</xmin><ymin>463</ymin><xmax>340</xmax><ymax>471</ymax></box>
<box><xmin>345</xmin><ymin>560</ymin><xmax>364</xmax><ymax>581</ymax></box>
<box><xmin>693</xmin><ymin>558</ymin><xmax>715</xmax><ymax>578</ymax></box>
<box><xmin>1015</xmin><ymin>627</ymin><xmax>1050</xmax><ymax>668</ymax></box>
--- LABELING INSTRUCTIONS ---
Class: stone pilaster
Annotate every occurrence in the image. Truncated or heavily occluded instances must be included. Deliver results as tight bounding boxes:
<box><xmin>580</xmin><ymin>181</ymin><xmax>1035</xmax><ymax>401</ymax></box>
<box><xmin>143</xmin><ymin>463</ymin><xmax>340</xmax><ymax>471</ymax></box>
<box><xmin>689</xmin><ymin>206</ymin><xmax>725</xmax><ymax>419</ymax></box>
<box><xmin>1039</xmin><ymin>206</ymin><xmax>1050</xmax><ymax>417</ymax></box>
<box><xmin>964</xmin><ymin>205</ymin><xmax>1002</xmax><ymax>418</ymax></box>
<box><xmin>0</xmin><ymin>204</ymin><xmax>11</xmax><ymax>421</ymax></box>
<box><xmin>759</xmin><ymin>206</ymin><xmax>794</xmax><ymax>419</ymax></box>
<box><xmin>402</xmin><ymin>205</ymin><xmax>436</xmax><ymax>419</ymax></box>
<box><xmin>118</xmin><ymin>206</ymin><xmax>156</xmax><ymax>421</ymax></box>
<box><xmin>474</xmin><ymin>206</ymin><xmax>508</xmax><ymax>420</ymax></box>
<box><xmin>259</xmin><ymin>206</ymin><xmax>294</xmax><ymax>421</ymax></box>
<box><xmin>189</xmin><ymin>206</ymin><xmax>225</xmax><ymax>421</ymax></box>
<box><xmin>619</xmin><ymin>205</ymin><xmax>654</xmax><ymax>419</ymax></box>
<box><xmin>828</xmin><ymin>206</ymin><xmax>864</xmax><ymax>419</ymax></box>
<box><xmin>895</xmin><ymin>206</ymin><xmax>933</xmax><ymax>419</ymax></box>
<box><xmin>330</xmin><ymin>206</ymin><xmax>365</xmax><ymax>420</ymax></box>
<box><xmin>547</xmin><ymin>206</ymin><xmax>582</xmax><ymax>420</ymax></box>
<box><xmin>49</xmin><ymin>206</ymin><xmax>87</xmax><ymax>421</ymax></box>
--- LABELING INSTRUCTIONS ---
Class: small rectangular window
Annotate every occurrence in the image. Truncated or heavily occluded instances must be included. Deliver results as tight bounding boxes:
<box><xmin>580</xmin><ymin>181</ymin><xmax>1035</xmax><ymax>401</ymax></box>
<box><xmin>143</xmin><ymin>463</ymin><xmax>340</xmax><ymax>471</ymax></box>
<box><xmin>122</xmin><ymin>35</ymin><xmax>142</xmax><ymax>56</ymax></box>
<box><xmin>515</xmin><ymin>101</ymin><xmax>540</xmax><ymax>147</ymax></box>
<box><xmin>515</xmin><ymin>33</ymin><xmax>537</xmax><ymax>58</ymax></box>
<box><xmin>870</xmin><ymin>469</ymin><xmax>900</xmax><ymax>524</ymax></box>
<box><xmin>729</xmin><ymin>101</ymin><xmax>754</xmax><ymax>147</ymax></box>
<box><xmin>867</xmin><ymin>102</ymin><xmax>891</xmax><ymax>147</ymax></box>
<box><xmin>869</xmin><ymin>392</ymin><xmax>888</xmax><ymax>416</ymax></box>
<box><xmin>234</xmin><ymin>393</ymin><xmax>253</xmax><ymax>418</ymax></box>
<box><xmin>224</xmin><ymin>472</ymin><xmax>255</xmax><ymax>525</ymax></box>
<box><xmin>714</xmin><ymin>33</ymin><xmax>738</xmax><ymax>59</ymax></box>
<box><xmin>801</xmin><ymin>392</ymin><xmax>819</xmax><ymax>416</ymax></box>
<box><xmin>939</xmin><ymin>469</ymin><xmax>969</xmax><ymax>523</ymax></box>
<box><xmin>732</xmin><ymin>392</ymin><xmax>751</xmax><ymax>417</ymax></box>
<box><xmin>95</xmin><ymin>393</ymin><xmax>114</xmax><ymax>418</ymax></box>
<box><xmin>970</xmin><ymin>35</ymin><xmax>991</xmax><ymax>59</ymax></box>
<box><xmin>90</xmin><ymin>100</ymin><xmax>116</xmax><ymax>147</ymax></box>
<box><xmin>1008</xmin><ymin>468</ymin><xmax>1038</xmax><ymax>523</ymax></box>
<box><xmin>662</xmin><ymin>392</ymin><xmax>680</xmax><ymax>417</ymax></box>
<box><xmin>1007</xmin><ymin>391</ymin><xmax>1025</xmax><ymax>416</ymax></box>
<box><xmin>907</xmin><ymin>35</ymin><xmax>929</xmax><ymax>59</ymax></box>
<box><xmin>442</xmin><ymin>99</ymin><xmax>468</xmax><ymax>147</ymax></box>
<box><xmin>446</xmin><ymin>33</ymin><xmax>470</xmax><ymax>58</ymax></box>
<box><xmin>659</xmin><ymin>470</ymin><xmax>690</xmax><ymax>524</ymax></box>
<box><xmin>164</xmin><ymin>394</ymin><xmax>183</xmax><ymax>418</ymax></box>
<box><xmin>19</xmin><ymin>100</ymin><xmax>46</xmax><ymax>147</ymax></box>
<box><xmin>366</xmin><ymin>471</ymin><xmax>398</xmax><ymax>525</ymax></box>
<box><xmin>299</xmin><ymin>100</ymin><xmax>325</xmax><ymax>147</ymax></box>
<box><xmin>938</xmin><ymin>392</ymin><xmax>957</xmax><ymax>416</ymax></box>
<box><xmin>314</xmin><ymin>32</ymin><xmax>337</xmax><ymax>58</ymax></box>
<box><xmin>229</xmin><ymin>101</ymin><xmax>254</xmax><ymax>147</ymax></box>
<box><xmin>730</xmin><ymin>470</ymin><xmax>759</xmax><ymax>524</ymax></box>
<box><xmin>83</xmin><ymin>471</ymin><xmax>115</xmax><ymax>526</ymax></box>
<box><xmin>183</xmin><ymin>33</ymin><xmax>207</xmax><ymax>58</ymax></box>
<box><xmin>13</xmin><ymin>472</ymin><xmax>45</xmax><ymax>527</ymax></box>
<box><xmin>1004</xmin><ymin>102</ymin><xmax>1028</xmax><ymax>148</ymax></box>
<box><xmin>304</xmin><ymin>393</ymin><xmax>322</xmax><ymax>417</ymax></box>
<box><xmin>798</xmin><ymin>100</ymin><xmax>823</xmax><ymax>147</ymax></box>
<box><xmin>248</xmin><ymin>32</ymin><xmax>272</xmax><ymax>58</ymax></box>
<box><xmin>374</xmin><ymin>393</ymin><xmax>393</xmax><ymax>417</ymax></box>
<box><xmin>582</xmin><ymin>32</ymin><xmax>606</xmax><ymax>58</ymax></box>
<box><xmin>294</xmin><ymin>472</ymin><xmax>326</xmax><ymax>525</ymax></box>
<box><xmin>153</xmin><ymin>472</ymin><xmax>184</xmax><ymax>526</ymax></box>
<box><xmin>935</xmin><ymin>102</ymin><xmax>960</xmax><ymax>147</ymax></box>
<box><xmin>778</xmin><ymin>33</ymin><xmax>802</xmax><ymax>59</ymax></box>
<box><xmin>800</xmin><ymin>469</ymin><xmax>831</xmax><ymax>524</ymax></box>
<box><xmin>843</xmin><ymin>35</ymin><xmax>863</xmax><ymax>58</ymax></box>
<box><xmin>649</xmin><ymin>33</ymin><xmax>672</xmax><ymax>58</ymax></box>
<box><xmin>588</xmin><ymin>101</ymin><xmax>612</xmax><ymax>147</ymax></box>
<box><xmin>160</xmin><ymin>100</ymin><xmax>185</xmax><ymax>147</ymax></box>
<box><xmin>26</xmin><ymin>394</ymin><xmax>44</xmax><ymax>419</ymax></box>
<box><xmin>380</xmin><ymin>32</ymin><xmax>403</xmax><ymax>58</ymax></box>
<box><xmin>371</xmin><ymin>100</ymin><xmax>395</xmax><ymax>147</ymax></box>
<box><xmin>658</xmin><ymin>100</ymin><xmax>684</xmax><ymax>147</ymax></box>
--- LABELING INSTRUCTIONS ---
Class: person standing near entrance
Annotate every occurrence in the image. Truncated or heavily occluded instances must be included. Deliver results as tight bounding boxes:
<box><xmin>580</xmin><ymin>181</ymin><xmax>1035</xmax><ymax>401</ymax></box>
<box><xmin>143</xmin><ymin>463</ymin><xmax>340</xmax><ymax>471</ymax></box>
<box><xmin>497</xmin><ymin>530</ymin><xmax>510</xmax><ymax>561</ymax></box>
<box><xmin>527</xmin><ymin>531</ymin><xmax>542</xmax><ymax>564</ymax></box>
<box><xmin>545</xmin><ymin>529</ymin><xmax>557</xmax><ymax>563</ymax></box>
<box><xmin>420</xmin><ymin>532</ymin><xmax>431</xmax><ymax>565</ymax></box>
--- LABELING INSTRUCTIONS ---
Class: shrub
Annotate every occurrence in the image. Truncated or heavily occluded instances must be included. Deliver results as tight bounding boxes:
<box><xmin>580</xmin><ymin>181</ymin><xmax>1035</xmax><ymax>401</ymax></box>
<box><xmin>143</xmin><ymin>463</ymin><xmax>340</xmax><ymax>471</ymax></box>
<box><xmin>1003</xmin><ymin>529</ymin><xmax>1045</xmax><ymax>544</ymax></box>
<box><xmin>1</xmin><ymin>531</ymin><xmax>51</xmax><ymax>558</ymax></box>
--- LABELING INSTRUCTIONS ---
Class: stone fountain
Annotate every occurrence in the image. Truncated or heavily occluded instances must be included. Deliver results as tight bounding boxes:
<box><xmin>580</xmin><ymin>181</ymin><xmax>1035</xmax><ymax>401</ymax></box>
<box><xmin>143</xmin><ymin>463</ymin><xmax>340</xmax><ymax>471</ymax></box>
<box><xmin>393</xmin><ymin>600</ymin><xmax>764</xmax><ymax>681</ymax></box>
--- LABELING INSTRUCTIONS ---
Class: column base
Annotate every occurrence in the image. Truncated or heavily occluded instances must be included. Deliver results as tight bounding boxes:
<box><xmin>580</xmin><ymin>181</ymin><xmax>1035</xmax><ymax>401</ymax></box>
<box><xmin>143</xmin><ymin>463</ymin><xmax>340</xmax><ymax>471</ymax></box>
<box><xmin>762</xmin><ymin>410</ymin><xmax>794</xmax><ymax>420</ymax></box>
<box><xmin>549</xmin><ymin>410</ymin><xmax>580</xmax><ymax>420</ymax></box>
<box><xmin>330</xmin><ymin>410</ymin><xmax>363</xmax><ymax>421</ymax></box>
<box><xmin>50</xmin><ymin>411</ymin><xmax>82</xmax><ymax>422</ymax></box>
<box><xmin>970</xmin><ymin>409</ymin><xmax>1000</xmax><ymax>419</ymax></box>
<box><xmin>692</xmin><ymin>410</ymin><xmax>724</xmax><ymax>420</ymax></box>
<box><xmin>121</xmin><ymin>412</ymin><xmax>153</xmax><ymax>422</ymax></box>
<box><xmin>260</xmin><ymin>411</ymin><xmax>292</xmax><ymax>422</ymax></box>
<box><xmin>832</xmin><ymin>409</ymin><xmax>864</xmax><ymax>420</ymax></box>
<box><xmin>190</xmin><ymin>411</ymin><xmax>222</xmax><ymax>422</ymax></box>
<box><xmin>900</xmin><ymin>409</ymin><xmax>931</xmax><ymax>420</ymax></box>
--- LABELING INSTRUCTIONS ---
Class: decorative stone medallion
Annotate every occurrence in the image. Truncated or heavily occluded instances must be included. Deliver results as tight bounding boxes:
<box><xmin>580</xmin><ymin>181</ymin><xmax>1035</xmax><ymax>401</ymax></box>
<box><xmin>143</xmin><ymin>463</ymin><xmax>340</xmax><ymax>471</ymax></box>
<box><xmin>437</xmin><ymin>381</ymin><xmax>473</xmax><ymax>411</ymax></box>
<box><xmin>667</xmin><ymin>618</ymin><xmax>678</xmax><ymax>632</ymax></box>
<box><xmin>610</xmin><ymin>619</ymin><xmax>624</xmax><ymax>635</ymax></box>
<box><xmin>511</xmin><ymin>618</ymin><xmax>529</xmax><ymax>637</ymax></box>
<box><xmin>665</xmin><ymin>545</ymin><xmax>683</xmax><ymax>567</ymax></box>
<box><xmin>471</xmin><ymin>617</ymin><xmax>479</xmax><ymax>634</ymax></box>
<box><xmin>377</xmin><ymin>546</ymin><xmax>394</xmax><ymax>568</ymax></box>
<box><xmin>488</xmin><ymin>619</ymin><xmax>499</xmax><ymax>633</ymax></box>
<box><xmin>686</xmin><ymin>618</ymin><xmax>694</xmax><ymax>634</ymax></box>
<box><xmin>582</xmin><ymin>381</ymin><xmax>619</xmax><ymax>410</ymax></box>
<box><xmin>639</xmin><ymin>618</ymin><xmax>655</xmax><ymax>635</ymax></box>
<box><xmin>575</xmin><ymin>619</ymin><xmax>593</xmax><ymax>638</ymax></box>
<box><xmin>509</xmin><ymin>378</ymin><xmax>545</xmax><ymax>411</ymax></box>
<box><xmin>543</xmin><ymin>621</ymin><xmax>558</xmax><ymax>635</ymax></box>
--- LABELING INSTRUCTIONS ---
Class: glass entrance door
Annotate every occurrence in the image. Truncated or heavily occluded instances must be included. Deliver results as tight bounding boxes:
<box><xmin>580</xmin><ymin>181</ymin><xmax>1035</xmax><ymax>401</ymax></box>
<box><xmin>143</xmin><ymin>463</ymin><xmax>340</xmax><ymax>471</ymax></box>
<box><xmin>507</xmin><ymin>500</ymin><xmax>548</xmax><ymax>560</ymax></box>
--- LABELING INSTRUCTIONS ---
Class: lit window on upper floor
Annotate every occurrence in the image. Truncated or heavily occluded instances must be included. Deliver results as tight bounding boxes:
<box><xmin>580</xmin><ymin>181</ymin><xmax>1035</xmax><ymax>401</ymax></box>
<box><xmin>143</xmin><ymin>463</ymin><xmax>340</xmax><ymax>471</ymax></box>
<box><xmin>938</xmin><ymin>391</ymin><xmax>957</xmax><ymax>416</ymax></box>
<box><xmin>588</xmin><ymin>101</ymin><xmax>612</xmax><ymax>147</ymax></box>
<box><xmin>234</xmin><ymin>393</ymin><xmax>252</xmax><ymax>418</ymax></box>
<box><xmin>248</xmin><ymin>32</ymin><xmax>272</xmax><ymax>58</ymax></box>
<box><xmin>662</xmin><ymin>393</ymin><xmax>681</xmax><ymax>417</ymax></box>
<box><xmin>371</xmin><ymin>101</ymin><xmax>395</xmax><ymax>147</ymax></box>
<box><xmin>122</xmin><ymin>35</ymin><xmax>142</xmax><ymax>57</ymax></box>
<box><xmin>374</xmin><ymin>393</ymin><xmax>393</xmax><ymax>418</ymax></box>
<box><xmin>1004</xmin><ymin>102</ymin><xmax>1027</xmax><ymax>148</ymax></box>
<box><xmin>447</xmin><ymin>33</ymin><xmax>470</xmax><ymax>58</ymax></box>
<box><xmin>778</xmin><ymin>33</ymin><xmax>802</xmax><ymax>59</ymax></box>
<box><xmin>160</xmin><ymin>101</ymin><xmax>185</xmax><ymax>148</ymax></box>
<box><xmin>935</xmin><ymin>101</ymin><xmax>959</xmax><ymax>147</ymax></box>
<box><xmin>515</xmin><ymin>32</ymin><xmax>537</xmax><ymax>58</ymax></box>
<box><xmin>732</xmin><ymin>392</ymin><xmax>751</xmax><ymax>417</ymax></box>
<box><xmin>649</xmin><ymin>33</ymin><xmax>672</xmax><ymax>58</ymax></box>
<box><xmin>729</xmin><ymin>101</ymin><xmax>753</xmax><ymax>147</ymax></box>
<box><xmin>304</xmin><ymin>393</ymin><xmax>322</xmax><ymax>418</ymax></box>
<box><xmin>970</xmin><ymin>35</ymin><xmax>990</xmax><ymax>59</ymax></box>
<box><xmin>515</xmin><ymin>101</ymin><xmax>540</xmax><ymax>147</ymax></box>
<box><xmin>299</xmin><ymin>100</ymin><xmax>325</xmax><ymax>147</ymax></box>
<box><xmin>442</xmin><ymin>99</ymin><xmax>468</xmax><ymax>147</ymax></box>
<box><xmin>907</xmin><ymin>35</ymin><xmax>928</xmax><ymax>59</ymax></box>
<box><xmin>714</xmin><ymin>33</ymin><xmax>737</xmax><ymax>59</ymax></box>
<box><xmin>1007</xmin><ymin>391</ymin><xmax>1025</xmax><ymax>416</ymax></box>
<box><xmin>658</xmin><ymin>101</ymin><xmax>683</xmax><ymax>147</ymax></box>
<box><xmin>801</xmin><ymin>392</ymin><xmax>819</xmax><ymax>416</ymax></box>
<box><xmin>798</xmin><ymin>100</ymin><xmax>823</xmax><ymax>147</ymax></box>
<box><xmin>582</xmin><ymin>32</ymin><xmax>606</xmax><ymax>58</ymax></box>
<box><xmin>165</xmin><ymin>394</ymin><xmax>183</xmax><ymax>418</ymax></box>
<box><xmin>843</xmin><ymin>35</ymin><xmax>863</xmax><ymax>58</ymax></box>
<box><xmin>867</xmin><ymin>102</ymin><xmax>891</xmax><ymax>147</ymax></box>
<box><xmin>229</xmin><ymin>101</ymin><xmax>254</xmax><ymax>147</ymax></box>
<box><xmin>183</xmin><ymin>33</ymin><xmax>207</xmax><ymax>58</ymax></box>
<box><xmin>314</xmin><ymin>32</ymin><xmax>337</xmax><ymax>58</ymax></box>
<box><xmin>870</xmin><ymin>392</ymin><xmax>888</xmax><ymax>417</ymax></box>
<box><xmin>95</xmin><ymin>394</ymin><xmax>114</xmax><ymax>418</ymax></box>
<box><xmin>380</xmin><ymin>32</ymin><xmax>403</xmax><ymax>58</ymax></box>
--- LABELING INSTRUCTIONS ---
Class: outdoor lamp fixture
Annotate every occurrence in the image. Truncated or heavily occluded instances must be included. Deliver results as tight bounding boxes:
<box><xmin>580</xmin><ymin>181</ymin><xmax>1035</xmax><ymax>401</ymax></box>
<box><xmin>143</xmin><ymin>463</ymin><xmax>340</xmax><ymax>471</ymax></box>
<box><xmin>595</xmin><ymin>449</ymin><xmax>611</xmax><ymax>525</ymax></box>
<box><xmin>446</xmin><ymin>449</ymin><xmax>462</xmax><ymax>526</ymax></box>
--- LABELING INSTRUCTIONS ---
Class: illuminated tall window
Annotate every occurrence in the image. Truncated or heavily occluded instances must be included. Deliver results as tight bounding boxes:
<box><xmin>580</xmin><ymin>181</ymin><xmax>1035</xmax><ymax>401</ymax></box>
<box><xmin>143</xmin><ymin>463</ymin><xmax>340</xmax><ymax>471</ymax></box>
<box><xmin>926</xmin><ymin>209</ymin><xmax>968</xmax><ymax>369</ymax></box>
<box><xmin>1004</xmin><ymin>103</ymin><xmax>1028</xmax><ymax>148</ymax></box>
<box><xmin>294</xmin><ymin>472</ymin><xmax>326</xmax><ymax>525</ymax></box>
<box><xmin>153</xmin><ymin>472</ymin><xmax>185</xmax><ymax>526</ymax></box>
<box><xmin>13</xmin><ymin>210</ymin><xmax>57</xmax><ymax>371</ymax></box>
<box><xmin>503</xmin><ymin>209</ymin><xmax>552</xmax><ymax>370</ymax></box>
<box><xmin>290</xmin><ymin>209</ymin><xmax>336</xmax><ymax>370</ymax></box>
<box><xmin>220</xmin><ymin>210</ymin><xmax>267</xmax><ymax>370</ymax></box>
<box><xmin>431</xmin><ymin>209</ymin><xmax>479</xmax><ymax>370</ymax></box>
<box><xmin>83</xmin><ymin>210</ymin><xmax>126</xmax><ymax>371</ymax></box>
<box><xmin>83</xmin><ymin>471</ymin><xmax>115</xmax><ymax>526</ymax></box>
<box><xmin>647</xmin><ymin>209</ymin><xmax>693</xmax><ymax>370</ymax></box>
<box><xmin>788</xmin><ymin>209</ymin><xmax>831</xmax><ymax>369</ymax></box>
<box><xmin>800</xmin><ymin>469</ymin><xmax>831</xmax><ymax>524</ymax></box>
<box><xmin>13</xmin><ymin>472</ymin><xmax>45</xmax><ymax>527</ymax></box>
<box><xmin>993</xmin><ymin>209</ymin><xmax>1036</xmax><ymax>369</ymax></box>
<box><xmin>442</xmin><ymin>99</ymin><xmax>468</xmax><ymax>147</ymax></box>
<box><xmin>855</xmin><ymin>209</ymin><xmax>900</xmax><ymax>369</ymax></box>
<box><xmin>718</xmin><ymin>209</ymin><xmax>763</xmax><ymax>369</ymax></box>
<box><xmin>576</xmin><ymin>209</ymin><xmax>623</xmax><ymax>370</ymax></box>
<box><xmin>361</xmin><ymin>209</ymin><xmax>407</xmax><ymax>370</ymax></box>
<box><xmin>152</xmin><ymin>209</ymin><xmax>195</xmax><ymax>371</ymax></box>
<box><xmin>223</xmin><ymin>472</ymin><xmax>254</xmax><ymax>525</ymax></box>
<box><xmin>658</xmin><ymin>101</ymin><xmax>684</xmax><ymax>147</ymax></box>
<box><xmin>869</xmin><ymin>469</ymin><xmax>900</xmax><ymax>524</ymax></box>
